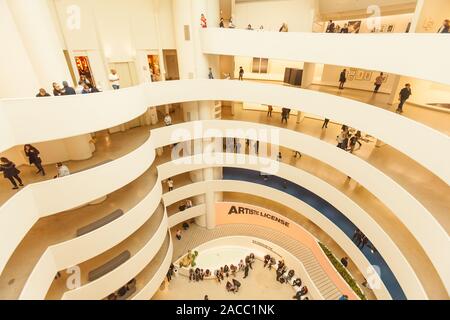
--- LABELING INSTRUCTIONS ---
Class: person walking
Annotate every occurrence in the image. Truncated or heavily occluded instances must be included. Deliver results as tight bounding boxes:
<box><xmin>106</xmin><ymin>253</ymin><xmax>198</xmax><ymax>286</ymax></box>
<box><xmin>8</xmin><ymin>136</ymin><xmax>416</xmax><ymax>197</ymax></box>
<box><xmin>322</xmin><ymin>118</ymin><xmax>330</xmax><ymax>129</ymax></box>
<box><xmin>338</xmin><ymin>69</ymin><xmax>347</xmax><ymax>89</ymax></box>
<box><xmin>62</xmin><ymin>81</ymin><xmax>76</xmax><ymax>95</ymax></box>
<box><xmin>267</xmin><ymin>105</ymin><xmax>273</xmax><ymax>117</ymax></box>
<box><xmin>373</xmin><ymin>72</ymin><xmax>385</xmax><ymax>93</ymax></box>
<box><xmin>239</xmin><ymin>67</ymin><xmax>244</xmax><ymax>80</ymax></box>
<box><xmin>243</xmin><ymin>263</ymin><xmax>249</xmax><ymax>279</ymax></box>
<box><xmin>396</xmin><ymin>83</ymin><xmax>412</xmax><ymax>114</ymax></box>
<box><xmin>219</xmin><ymin>17</ymin><xmax>225</xmax><ymax>28</ymax></box>
<box><xmin>0</xmin><ymin>158</ymin><xmax>24</xmax><ymax>190</ymax></box>
<box><xmin>109</xmin><ymin>69</ymin><xmax>120</xmax><ymax>90</ymax></box>
<box><xmin>281</xmin><ymin>108</ymin><xmax>289</xmax><ymax>124</ymax></box>
<box><xmin>24</xmin><ymin>144</ymin><xmax>45</xmax><ymax>176</ymax></box>
<box><xmin>176</xmin><ymin>229</ymin><xmax>182</xmax><ymax>240</ymax></box>
<box><xmin>208</xmin><ymin>68</ymin><xmax>214</xmax><ymax>79</ymax></box>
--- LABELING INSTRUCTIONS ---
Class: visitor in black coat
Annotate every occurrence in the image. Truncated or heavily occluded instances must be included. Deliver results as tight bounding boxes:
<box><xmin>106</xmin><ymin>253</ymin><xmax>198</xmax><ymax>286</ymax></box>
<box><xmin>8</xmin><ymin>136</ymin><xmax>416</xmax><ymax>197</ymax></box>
<box><xmin>0</xmin><ymin>157</ymin><xmax>24</xmax><ymax>190</ymax></box>
<box><xmin>24</xmin><ymin>144</ymin><xmax>45</xmax><ymax>176</ymax></box>
<box><xmin>62</xmin><ymin>81</ymin><xmax>76</xmax><ymax>95</ymax></box>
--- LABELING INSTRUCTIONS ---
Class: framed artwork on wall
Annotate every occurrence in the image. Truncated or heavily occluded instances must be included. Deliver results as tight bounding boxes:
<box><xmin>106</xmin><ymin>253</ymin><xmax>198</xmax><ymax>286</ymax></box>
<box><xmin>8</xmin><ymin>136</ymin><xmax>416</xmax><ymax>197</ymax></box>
<box><xmin>75</xmin><ymin>56</ymin><xmax>95</xmax><ymax>86</ymax></box>
<box><xmin>363</xmin><ymin>71</ymin><xmax>372</xmax><ymax>81</ymax></box>
<box><xmin>347</xmin><ymin>69</ymin><xmax>356</xmax><ymax>81</ymax></box>
<box><xmin>348</xmin><ymin>20</ymin><xmax>362</xmax><ymax>33</ymax></box>
<box><xmin>147</xmin><ymin>55</ymin><xmax>161</xmax><ymax>81</ymax></box>
<box><xmin>355</xmin><ymin>69</ymin><xmax>365</xmax><ymax>80</ymax></box>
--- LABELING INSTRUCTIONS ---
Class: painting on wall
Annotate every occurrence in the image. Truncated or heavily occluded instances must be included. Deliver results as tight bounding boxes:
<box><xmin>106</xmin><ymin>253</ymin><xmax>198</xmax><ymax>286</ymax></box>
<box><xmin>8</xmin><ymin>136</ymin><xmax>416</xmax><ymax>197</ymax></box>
<box><xmin>147</xmin><ymin>55</ymin><xmax>161</xmax><ymax>81</ymax></box>
<box><xmin>387</xmin><ymin>24</ymin><xmax>395</xmax><ymax>33</ymax></box>
<box><xmin>355</xmin><ymin>69</ymin><xmax>365</xmax><ymax>80</ymax></box>
<box><xmin>347</xmin><ymin>69</ymin><xmax>357</xmax><ymax>81</ymax></box>
<box><xmin>363</xmin><ymin>71</ymin><xmax>372</xmax><ymax>81</ymax></box>
<box><xmin>74</xmin><ymin>56</ymin><xmax>95</xmax><ymax>86</ymax></box>
<box><xmin>348</xmin><ymin>20</ymin><xmax>362</xmax><ymax>33</ymax></box>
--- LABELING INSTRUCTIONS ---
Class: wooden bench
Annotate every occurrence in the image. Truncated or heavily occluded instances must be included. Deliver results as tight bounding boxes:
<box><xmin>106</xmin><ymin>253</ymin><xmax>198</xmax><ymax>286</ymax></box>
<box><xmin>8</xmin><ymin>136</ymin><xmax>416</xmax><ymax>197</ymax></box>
<box><xmin>72</xmin><ymin>159</ymin><xmax>113</xmax><ymax>174</ymax></box>
<box><xmin>76</xmin><ymin>209</ymin><xmax>124</xmax><ymax>237</ymax></box>
<box><xmin>88</xmin><ymin>250</ymin><xmax>131</xmax><ymax>282</ymax></box>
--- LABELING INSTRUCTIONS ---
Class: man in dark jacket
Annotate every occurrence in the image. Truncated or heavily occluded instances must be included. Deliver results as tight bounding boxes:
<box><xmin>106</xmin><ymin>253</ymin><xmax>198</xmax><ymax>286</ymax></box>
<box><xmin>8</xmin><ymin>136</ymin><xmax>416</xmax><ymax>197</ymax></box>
<box><xmin>338</xmin><ymin>69</ymin><xmax>347</xmax><ymax>89</ymax></box>
<box><xmin>396</xmin><ymin>83</ymin><xmax>412</xmax><ymax>114</ymax></box>
<box><xmin>62</xmin><ymin>81</ymin><xmax>76</xmax><ymax>95</ymax></box>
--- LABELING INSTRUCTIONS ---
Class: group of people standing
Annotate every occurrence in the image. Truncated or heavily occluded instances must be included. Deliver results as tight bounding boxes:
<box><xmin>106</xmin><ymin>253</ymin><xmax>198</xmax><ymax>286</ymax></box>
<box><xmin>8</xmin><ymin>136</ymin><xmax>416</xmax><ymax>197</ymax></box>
<box><xmin>336</xmin><ymin>125</ymin><xmax>367</xmax><ymax>154</ymax></box>
<box><xmin>263</xmin><ymin>255</ymin><xmax>309</xmax><ymax>300</ymax></box>
<box><xmin>1</xmin><ymin>144</ymin><xmax>70</xmax><ymax>190</ymax></box>
<box><xmin>189</xmin><ymin>267</ymin><xmax>211</xmax><ymax>282</ymax></box>
<box><xmin>36</xmin><ymin>69</ymin><xmax>120</xmax><ymax>98</ymax></box>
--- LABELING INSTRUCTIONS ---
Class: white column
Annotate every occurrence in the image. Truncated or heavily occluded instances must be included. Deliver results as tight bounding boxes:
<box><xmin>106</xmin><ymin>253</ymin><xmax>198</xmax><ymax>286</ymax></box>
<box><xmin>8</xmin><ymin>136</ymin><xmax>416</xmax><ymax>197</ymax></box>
<box><xmin>411</xmin><ymin>0</ymin><xmax>450</xmax><ymax>33</ymax></box>
<box><xmin>173</xmin><ymin>0</ymin><xmax>221</xmax><ymax>229</ymax></box>
<box><xmin>0</xmin><ymin>0</ymin><xmax>39</xmax><ymax>98</ymax></box>
<box><xmin>7</xmin><ymin>0</ymin><xmax>72</xmax><ymax>91</ymax></box>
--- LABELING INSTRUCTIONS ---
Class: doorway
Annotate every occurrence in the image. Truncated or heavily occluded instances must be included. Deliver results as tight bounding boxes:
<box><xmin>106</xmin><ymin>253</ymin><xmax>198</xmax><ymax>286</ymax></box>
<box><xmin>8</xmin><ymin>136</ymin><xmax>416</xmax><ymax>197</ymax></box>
<box><xmin>108</xmin><ymin>62</ymin><xmax>138</xmax><ymax>89</ymax></box>
<box><xmin>108</xmin><ymin>62</ymin><xmax>140</xmax><ymax>132</ymax></box>
<box><xmin>163</xmin><ymin>50</ymin><xmax>180</xmax><ymax>81</ymax></box>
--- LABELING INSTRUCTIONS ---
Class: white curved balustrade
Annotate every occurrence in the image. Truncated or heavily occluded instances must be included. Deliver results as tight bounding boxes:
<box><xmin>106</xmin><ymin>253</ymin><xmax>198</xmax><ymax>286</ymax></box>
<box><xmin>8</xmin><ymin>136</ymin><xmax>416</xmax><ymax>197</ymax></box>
<box><xmin>1</xmin><ymin>80</ymin><xmax>447</xmax><ymax>184</ymax></box>
<box><xmin>19</xmin><ymin>181</ymin><xmax>163</xmax><ymax>299</ymax></box>
<box><xmin>168</xmin><ymin>204</ymin><xmax>206</xmax><ymax>228</ymax></box>
<box><xmin>132</xmin><ymin>235</ymin><xmax>173</xmax><ymax>300</ymax></box>
<box><xmin>60</xmin><ymin>213</ymin><xmax>168</xmax><ymax>300</ymax></box>
<box><xmin>0</xmin><ymin>134</ymin><xmax>156</xmax><ymax>274</ymax></box>
<box><xmin>158</xmin><ymin>154</ymin><xmax>426</xmax><ymax>299</ymax></box>
<box><xmin>150</xmin><ymin>120</ymin><xmax>449</xmax><ymax>295</ymax></box>
<box><xmin>200</xmin><ymin>28</ymin><xmax>450</xmax><ymax>86</ymax></box>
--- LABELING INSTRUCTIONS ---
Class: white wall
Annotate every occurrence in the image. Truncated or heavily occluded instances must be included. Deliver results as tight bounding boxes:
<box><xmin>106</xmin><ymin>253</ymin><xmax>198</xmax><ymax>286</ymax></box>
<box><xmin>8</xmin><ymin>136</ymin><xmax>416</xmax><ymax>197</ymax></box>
<box><xmin>234</xmin><ymin>56</ymin><xmax>304</xmax><ymax>81</ymax></box>
<box><xmin>318</xmin><ymin>64</ymin><xmax>395</xmax><ymax>93</ymax></box>
<box><xmin>234</xmin><ymin>0</ymin><xmax>317</xmax><ymax>32</ymax></box>
<box><xmin>200</xmin><ymin>28</ymin><xmax>450</xmax><ymax>86</ymax></box>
